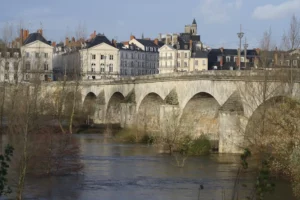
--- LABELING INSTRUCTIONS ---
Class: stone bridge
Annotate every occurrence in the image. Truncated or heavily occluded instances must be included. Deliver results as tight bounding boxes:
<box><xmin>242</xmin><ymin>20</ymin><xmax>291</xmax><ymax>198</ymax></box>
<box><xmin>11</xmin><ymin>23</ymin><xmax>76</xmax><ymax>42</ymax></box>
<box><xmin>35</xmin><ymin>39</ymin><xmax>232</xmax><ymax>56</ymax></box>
<box><xmin>43</xmin><ymin>70</ymin><xmax>300</xmax><ymax>153</ymax></box>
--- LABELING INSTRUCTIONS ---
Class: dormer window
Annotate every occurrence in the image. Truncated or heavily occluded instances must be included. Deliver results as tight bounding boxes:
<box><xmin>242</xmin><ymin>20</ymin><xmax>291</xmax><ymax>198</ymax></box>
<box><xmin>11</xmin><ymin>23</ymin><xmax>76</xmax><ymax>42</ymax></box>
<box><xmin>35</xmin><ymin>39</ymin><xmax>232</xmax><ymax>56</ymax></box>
<box><xmin>6</xmin><ymin>52</ymin><xmax>10</xmax><ymax>57</ymax></box>
<box><xmin>226</xmin><ymin>56</ymin><xmax>230</xmax><ymax>62</ymax></box>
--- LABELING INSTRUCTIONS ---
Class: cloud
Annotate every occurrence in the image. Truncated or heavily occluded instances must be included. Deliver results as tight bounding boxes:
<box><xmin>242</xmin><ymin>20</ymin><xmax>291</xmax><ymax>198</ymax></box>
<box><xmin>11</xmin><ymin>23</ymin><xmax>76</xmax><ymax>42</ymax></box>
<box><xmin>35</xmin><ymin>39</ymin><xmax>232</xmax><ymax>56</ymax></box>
<box><xmin>196</xmin><ymin>0</ymin><xmax>243</xmax><ymax>24</ymax></box>
<box><xmin>252</xmin><ymin>0</ymin><xmax>300</xmax><ymax>20</ymax></box>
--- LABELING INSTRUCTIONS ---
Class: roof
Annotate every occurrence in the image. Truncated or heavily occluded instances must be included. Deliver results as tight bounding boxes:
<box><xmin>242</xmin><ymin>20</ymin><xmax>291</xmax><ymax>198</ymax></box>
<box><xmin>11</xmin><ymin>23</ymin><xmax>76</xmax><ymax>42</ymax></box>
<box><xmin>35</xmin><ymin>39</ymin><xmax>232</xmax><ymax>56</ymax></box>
<box><xmin>86</xmin><ymin>34</ymin><xmax>113</xmax><ymax>48</ymax></box>
<box><xmin>194</xmin><ymin>51</ymin><xmax>208</xmax><ymax>58</ymax></box>
<box><xmin>136</xmin><ymin>39</ymin><xmax>159</xmax><ymax>47</ymax></box>
<box><xmin>23</xmin><ymin>33</ymin><xmax>50</xmax><ymax>46</ymax></box>
<box><xmin>192</xmin><ymin>18</ymin><xmax>197</xmax><ymax>25</ymax></box>
<box><xmin>0</xmin><ymin>48</ymin><xmax>21</xmax><ymax>54</ymax></box>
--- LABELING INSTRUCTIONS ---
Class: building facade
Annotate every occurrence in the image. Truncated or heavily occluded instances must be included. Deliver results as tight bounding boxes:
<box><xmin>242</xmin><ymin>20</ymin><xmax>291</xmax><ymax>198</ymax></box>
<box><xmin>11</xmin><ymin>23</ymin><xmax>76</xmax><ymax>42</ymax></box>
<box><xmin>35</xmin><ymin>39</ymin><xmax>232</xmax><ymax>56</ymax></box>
<box><xmin>0</xmin><ymin>48</ymin><xmax>22</xmax><ymax>82</ymax></box>
<box><xmin>208</xmin><ymin>48</ymin><xmax>259</xmax><ymax>70</ymax></box>
<box><xmin>158</xmin><ymin>19</ymin><xmax>208</xmax><ymax>73</ymax></box>
<box><xmin>119</xmin><ymin>36</ymin><xmax>161</xmax><ymax>76</ymax></box>
<box><xmin>20</xmin><ymin>32</ymin><xmax>54</xmax><ymax>81</ymax></box>
<box><xmin>79</xmin><ymin>34</ymin><xmax>119</xmax><ymax>80</ymax></box>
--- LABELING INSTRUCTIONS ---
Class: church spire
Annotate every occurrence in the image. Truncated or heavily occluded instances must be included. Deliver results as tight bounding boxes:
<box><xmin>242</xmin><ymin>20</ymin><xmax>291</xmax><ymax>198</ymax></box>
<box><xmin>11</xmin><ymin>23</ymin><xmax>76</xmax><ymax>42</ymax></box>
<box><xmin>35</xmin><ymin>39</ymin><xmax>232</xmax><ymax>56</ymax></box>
<box><xmin>192</xmin><ymin>18</ymin><xmax>197</xmax><ymax>25</ymax></box>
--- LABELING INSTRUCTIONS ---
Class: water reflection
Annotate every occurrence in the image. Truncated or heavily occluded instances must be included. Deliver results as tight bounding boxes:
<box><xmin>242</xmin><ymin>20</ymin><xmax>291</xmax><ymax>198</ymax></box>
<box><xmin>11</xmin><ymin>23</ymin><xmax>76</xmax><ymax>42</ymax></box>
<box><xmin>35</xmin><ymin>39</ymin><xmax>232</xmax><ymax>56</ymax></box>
<box><xmin>2</xmin><ymin>134</ymin><xmax>297</xmax><ymax>200</ymax></box>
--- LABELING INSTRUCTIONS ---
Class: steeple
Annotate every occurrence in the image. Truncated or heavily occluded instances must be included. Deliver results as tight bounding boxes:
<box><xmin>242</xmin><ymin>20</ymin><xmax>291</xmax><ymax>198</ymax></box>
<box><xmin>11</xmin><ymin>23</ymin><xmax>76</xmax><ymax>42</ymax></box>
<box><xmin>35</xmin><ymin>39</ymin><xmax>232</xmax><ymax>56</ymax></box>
<box><xmin>192</xmin><ymin>18</ymin><xmax>197</xmax><ymax>25</ymax></box>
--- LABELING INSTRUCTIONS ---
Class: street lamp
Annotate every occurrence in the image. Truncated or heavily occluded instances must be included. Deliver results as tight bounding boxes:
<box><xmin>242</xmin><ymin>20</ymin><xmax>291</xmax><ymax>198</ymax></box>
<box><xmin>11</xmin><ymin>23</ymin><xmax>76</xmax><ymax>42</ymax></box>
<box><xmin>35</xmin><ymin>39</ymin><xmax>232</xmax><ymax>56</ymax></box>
<box><xmin>237</xmin><ymin>25</ymin><xmax>244</xmax><ymax>70</ymax></box>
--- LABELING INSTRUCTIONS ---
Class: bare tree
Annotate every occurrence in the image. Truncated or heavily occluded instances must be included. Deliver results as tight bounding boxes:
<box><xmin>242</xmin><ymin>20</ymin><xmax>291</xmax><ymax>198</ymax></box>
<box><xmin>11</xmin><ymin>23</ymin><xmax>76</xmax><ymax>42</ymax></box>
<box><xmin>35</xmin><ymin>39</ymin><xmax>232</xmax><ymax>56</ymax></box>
<box><xmin>282</xmin><ymin>14</ymin><xmax>300</xmax><ymax>51</ymax></box>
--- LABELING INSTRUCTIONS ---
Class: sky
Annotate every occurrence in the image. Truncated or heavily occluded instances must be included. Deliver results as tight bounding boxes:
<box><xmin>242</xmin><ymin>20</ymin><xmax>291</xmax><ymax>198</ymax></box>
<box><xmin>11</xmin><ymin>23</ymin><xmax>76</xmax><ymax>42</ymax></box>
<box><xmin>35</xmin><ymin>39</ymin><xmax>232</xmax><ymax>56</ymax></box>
<box><xmin>0</xmin><ymin>0</ymin><xmax>299</xmax><ymax>49</ymax></box>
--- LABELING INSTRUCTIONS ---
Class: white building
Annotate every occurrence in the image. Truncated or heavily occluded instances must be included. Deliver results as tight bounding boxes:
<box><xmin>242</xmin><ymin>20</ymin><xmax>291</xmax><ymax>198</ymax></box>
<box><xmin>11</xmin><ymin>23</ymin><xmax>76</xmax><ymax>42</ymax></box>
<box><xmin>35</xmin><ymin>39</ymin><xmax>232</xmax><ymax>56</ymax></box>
<box><xmin>119</xmin><ymin>36</ymin><xmax>162</xmax><ymax>76</ymax></box>
<box><xmin>79</xmin><ymin>34</ymin><xmax>119</xmax><ymax>80</ymax></box>
<box><xmin>21</xmin><ymin>32</ymin><xmax>54</xmax><ymax>81</ymax></box>
<box><xmin>0</xmin><ymin>48</ymin><xmax>22</xmax><ymax>82</ymax></box>
<box><xmin>158</xmin><ymin>19</ymin><xmax>208</xmax><ymax>73</ymax></box>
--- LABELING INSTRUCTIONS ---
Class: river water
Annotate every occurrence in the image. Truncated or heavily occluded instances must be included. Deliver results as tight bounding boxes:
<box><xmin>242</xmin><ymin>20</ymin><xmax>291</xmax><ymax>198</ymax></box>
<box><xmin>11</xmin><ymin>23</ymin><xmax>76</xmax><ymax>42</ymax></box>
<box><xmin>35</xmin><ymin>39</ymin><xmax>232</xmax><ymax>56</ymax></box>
<box><xmin>4</xmin><ymin>134</ymin><xmax>297</xmax><ymax>200</ymax></box>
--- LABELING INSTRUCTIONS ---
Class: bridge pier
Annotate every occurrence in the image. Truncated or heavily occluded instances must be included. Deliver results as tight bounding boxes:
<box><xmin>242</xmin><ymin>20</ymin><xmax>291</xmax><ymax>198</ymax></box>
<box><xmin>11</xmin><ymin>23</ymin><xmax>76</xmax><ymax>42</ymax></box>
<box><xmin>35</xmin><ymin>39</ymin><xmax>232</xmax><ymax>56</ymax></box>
<box><xmin>93</xmin><ymin>104</ymin><xmax>106</xmax><ymax>124</ymax></box>
<box><xmin>120</xmin><ymin>103</ymin><xmax>137</xmax><ymax>128</ymax></box>
<box><xmin>219</xmin><ymin>111</ymin><xmax>246</xmax><ymax>153</ymax></box>
<box><xmin>159</xmin><ymin>105</ymin><xmax>180</xmax><ymax>136</ymax></box>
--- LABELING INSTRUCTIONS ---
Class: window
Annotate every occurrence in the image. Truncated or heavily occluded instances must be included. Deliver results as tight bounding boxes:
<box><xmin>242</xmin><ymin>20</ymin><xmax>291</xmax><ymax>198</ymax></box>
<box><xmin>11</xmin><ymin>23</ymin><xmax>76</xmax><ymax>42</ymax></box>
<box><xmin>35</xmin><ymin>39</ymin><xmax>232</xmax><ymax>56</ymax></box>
<box><xmin>14</xmin><ymin>62</ymin><xmax>18</xmax><ymax>70</ymax></box>
<box><xmin>44</xmin><ymin>63</ymin><xmax>49</xmax><ymax>71</ymax></box>
<box><xmin>202</xmin><ymin>60</ymin><xmax>206</xmax><ymax>65</ymax></box>
<box><xmin>26</xmin><ymin>62</ymin><xmax>31</xmax><ymax>70</ymax></box>
<box><xmin>26</xmin><ymin>52</ymin><xmax>30</xmax><ymax>58</ymax></box>
<box><xmin>241</xmin><ymin>57</ymin><xmax>244</xmax><ymax>62</ymax></box>
<box><xmin>92</xmin><ymin>54</ymin><xmax>96</xmax><ymax>59</ymax></box>
<box><xmin>226</xmin><ymin>56</ymin><xmax>230</xmax><ymax>62</ymax></box>
<box><xmin>35</xmin><ymin>52</ymin><xmax>39</xmax><ymax>58</ymax></box>
<box><xmin>195</xmin><ymin>60</ymin><xmax>199</xmax><ymax>66</ymax></box>
<box><xmin>109</xmin><ymin>64</ymin><xmax>113</xmax><ymax>72</ymax></box>
<box><xmin>4</xmin><ymin>74</ymin><xmax>8</xmax><ymax>80</ymax></box>
<box><xmin>293</xmin><ymin>60</ymin><xmax>297</xmax><ymax>66</ymax></box>
<box><xmin>234</xmin><ymin>57</ymin><xmax>237</xmax><ymax>62</ymax></box>
<box><xmin>6</xmin><ymin>52</ymin><xmax>10</xmax><ymax>57</ymax></box>
<box><xmin>45</xmin><ymin>53</ymin><xmax>48</xmax><ymax>58</ymax></box>
<box><xmin>217</xmin><ymin>56</ymin><xmax>222</xmax><ymax>62</ymax></box>
<box><xmin>177</xmin><ymin>62</ymin><xmax>180</xmax><ymax>67</ymax></box>
<box><xmin>101</xmin><ymin>55</ymin><xmax>105</xmax><ymax>60</ymax></box>
<box><xmin>5</xmin><ymin>62</ymin><xmax>9</xmax><ymax>70</ymax></box>
<box><xmin>286</xmin><ymin>60</ymin><xmax>290</xmax><ymax>66</ymax></box>
<box><xmin>14</xmin><ymin>74</ymin><xmax>18</xmax><ymax>80</ymax></box>
<box><xmin>25</xmin><ymin>74</ymin><xmax>30</xmax><ymax>80</ymax></box>
<box><xmin>185</xmin><ymin>53</ymin><xmax>188</xmax><ymax>58</ymax></box>
<box><xmin>14</xmin><ymin>53</ymin><xmax>19</xmax><ymax>58</ymax></box>
<box><xmin>184</xmin><ymin>62</ymin><xmax>188</xmax><ymax>67</ymax></box>
<box><xmin>100</xmin><ymin>64</ymin><xmax>105</xmax><ymax>72</ymax></box>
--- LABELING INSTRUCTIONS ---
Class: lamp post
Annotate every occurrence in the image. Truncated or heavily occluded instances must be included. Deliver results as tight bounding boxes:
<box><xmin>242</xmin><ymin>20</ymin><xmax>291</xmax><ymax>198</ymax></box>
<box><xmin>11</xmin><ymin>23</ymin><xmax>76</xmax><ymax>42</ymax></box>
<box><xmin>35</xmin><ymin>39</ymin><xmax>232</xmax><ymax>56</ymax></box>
<box><xmin>237</xmin><ymin>25</ymin><xmax>244</xmax><ymax>70</ymax></box>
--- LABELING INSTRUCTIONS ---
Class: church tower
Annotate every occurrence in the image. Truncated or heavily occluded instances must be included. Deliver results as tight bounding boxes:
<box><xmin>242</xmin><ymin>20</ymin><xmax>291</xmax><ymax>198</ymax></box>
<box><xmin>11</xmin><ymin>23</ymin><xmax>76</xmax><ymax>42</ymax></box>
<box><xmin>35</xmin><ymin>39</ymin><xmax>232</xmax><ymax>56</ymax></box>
<box><xmin>191</xmin><ymin>18</ymin><xmax>197</xmax><ymax>35</ymax></box>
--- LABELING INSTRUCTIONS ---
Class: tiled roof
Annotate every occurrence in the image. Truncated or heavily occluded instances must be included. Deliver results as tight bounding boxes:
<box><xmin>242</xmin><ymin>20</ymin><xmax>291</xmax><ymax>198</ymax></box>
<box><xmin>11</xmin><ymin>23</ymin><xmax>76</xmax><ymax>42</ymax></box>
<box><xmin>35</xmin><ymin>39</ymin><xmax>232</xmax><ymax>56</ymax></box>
<box><xmin>23</xmin><ymin>33</ymin><xmax>50</xmax><ymax>46</ymax></box>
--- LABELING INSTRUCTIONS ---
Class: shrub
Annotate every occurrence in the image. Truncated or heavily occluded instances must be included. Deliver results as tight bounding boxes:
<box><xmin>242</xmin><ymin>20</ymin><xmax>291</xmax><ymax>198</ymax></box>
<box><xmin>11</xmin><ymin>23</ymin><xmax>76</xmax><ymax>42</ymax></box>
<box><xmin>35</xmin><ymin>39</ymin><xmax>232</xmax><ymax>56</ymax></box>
<box><xmin>178</xmin><ymin>135</ymin><xmax>211</xmax><ymax>156</ymax></box>
<box><xmin>189</xmin><ymin>135</ymin><xmax>211</xmax><ymax>156</ymax></box>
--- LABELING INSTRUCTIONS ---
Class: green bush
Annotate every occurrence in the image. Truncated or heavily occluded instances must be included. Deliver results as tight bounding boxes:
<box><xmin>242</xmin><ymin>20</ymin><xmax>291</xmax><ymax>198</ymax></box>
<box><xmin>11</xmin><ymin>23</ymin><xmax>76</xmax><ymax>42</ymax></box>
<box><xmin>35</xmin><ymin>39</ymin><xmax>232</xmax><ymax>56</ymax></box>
<box><xmin>140</xmin><ymin>134</ymin><xmax>156</xmax><ymax>145</ymax></box>
<box><xmin>114</xmin><ymin>128</ymin><xmax>156</xmax><ymax>144</ymax></box>
<box><xmin>114</xmin><ymin>128</ymin><xmax>137</xmax><ymax>143</ymax></box>
<box><xmin>178</xmin><ymin>135</ymin><xmax>211</xmax><ymax>156</ymax></box>
<box><xmin>189</xmin><ymin>135</ymin><xmax>211</xmax><ymax>156</ymax></box>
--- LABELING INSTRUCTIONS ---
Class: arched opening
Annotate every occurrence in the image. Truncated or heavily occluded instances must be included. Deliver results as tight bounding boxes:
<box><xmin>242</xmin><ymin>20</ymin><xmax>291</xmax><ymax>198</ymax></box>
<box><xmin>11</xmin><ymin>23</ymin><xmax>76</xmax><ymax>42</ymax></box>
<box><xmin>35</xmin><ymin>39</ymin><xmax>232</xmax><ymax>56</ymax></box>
<box><xmin>106</xmin><ymin>92</ymin><xmax>125</xmax><ymax>124</ymax></box>
<box><xmin>181</xmin><ymin>92</ymin><xmax>220</xmax><ymax>141</ymax></box>
<box><xmin>82</xmin><ymin>92</ymin><xmax>97</xmax><ymax>122</ymax></box>
<box><xmin>137</xmin><ymin>93</ymin><xmax>165</xmax><ymax>133</ymax></box>
<box><xmin>244</xmin><ymin>96</ymin><xmax>299</xmax><ymax>153</ymax></box>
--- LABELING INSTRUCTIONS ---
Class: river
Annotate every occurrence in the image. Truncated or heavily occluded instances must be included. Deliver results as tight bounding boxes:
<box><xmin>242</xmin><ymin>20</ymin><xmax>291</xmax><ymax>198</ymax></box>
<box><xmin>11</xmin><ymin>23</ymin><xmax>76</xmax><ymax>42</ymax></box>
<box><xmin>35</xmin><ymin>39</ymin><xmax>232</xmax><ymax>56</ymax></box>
<box><xmin>4</xmin><ymin>134</ymin><xmax>297</xmax><ymax>200</ymax></box>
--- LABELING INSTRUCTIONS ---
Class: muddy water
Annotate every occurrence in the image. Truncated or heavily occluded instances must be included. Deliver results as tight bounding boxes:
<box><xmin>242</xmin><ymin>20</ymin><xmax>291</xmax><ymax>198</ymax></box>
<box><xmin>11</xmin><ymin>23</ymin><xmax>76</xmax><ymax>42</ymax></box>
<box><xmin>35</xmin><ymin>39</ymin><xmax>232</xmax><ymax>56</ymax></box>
<box><xmin>4</xmin><ymin>134</ymin><xmax>296</xmax><ymax>200</ymax></box>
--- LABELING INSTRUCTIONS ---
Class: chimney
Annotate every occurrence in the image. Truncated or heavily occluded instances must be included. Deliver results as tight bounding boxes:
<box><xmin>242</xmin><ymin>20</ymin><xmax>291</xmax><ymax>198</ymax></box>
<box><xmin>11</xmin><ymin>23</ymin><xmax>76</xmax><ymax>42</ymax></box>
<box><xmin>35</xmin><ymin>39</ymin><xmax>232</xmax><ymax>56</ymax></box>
<box><xmin>37</xmin><ymin>29</ymin><xmax>43</xmax><ymax>36</ymax></box>
<box><xmin>52</xmin><ymin>41</ymin><xmax>56</xmax><ymax>47</ymax></box>
<box><xmin>255</xmin><ymin>48</ymin><xmax>260</xmax><ymax>55</ymax></box>
<box><xmin>130</xmin><ymin>35</ymin><xmax>135</xmax><ymax>40</ymax></box>
<box><xmin>111</xmin><ymin>39</ymin><xmax>117</xmax><ymax>47</ymax></box>
<box><xmin>189</xmin><ymin>40</ymin><xmax>193</xmax><ymax>50</ymax></box>
<box><xmin>220</xmin><ymin>47</ymin><xmax>224</xmax><ymax>53</ymax></box>
<box><xmin>65</xmin><ymin>37</ymin><xmax>69</xmax><ymax>46</ymax></box>
<box><xmin>154</xmin><ymin>38</ymin><xmax>159</xmax><ymax>46</ymax></box>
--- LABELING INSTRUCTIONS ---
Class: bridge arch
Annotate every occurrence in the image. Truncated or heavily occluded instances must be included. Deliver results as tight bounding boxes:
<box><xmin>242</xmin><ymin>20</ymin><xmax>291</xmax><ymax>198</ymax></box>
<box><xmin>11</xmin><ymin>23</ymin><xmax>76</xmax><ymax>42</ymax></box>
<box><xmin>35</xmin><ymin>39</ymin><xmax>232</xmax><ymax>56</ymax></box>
<box><xmin>180</xmin><ymin>92</ymin><xmax>220</xmax><ymax>141</ymax></box>
<box><xmin>244</xmin><ymin>95</ymin><xmax>296</xmax><ymax>151</ymax></box>
<box><xmin>82</xmin><ymin>92</ymin><xmax>97</xmax><ymax>120</ymax></box>
<box><xmin>137</xmin><ymin>92</ymin><xmax>165</xmax><ymax>132</ymax></box>
<box><xmin>106</xmin><ymin>92</ymin><xmax>125</xmax><ymax>124</ymax></box>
